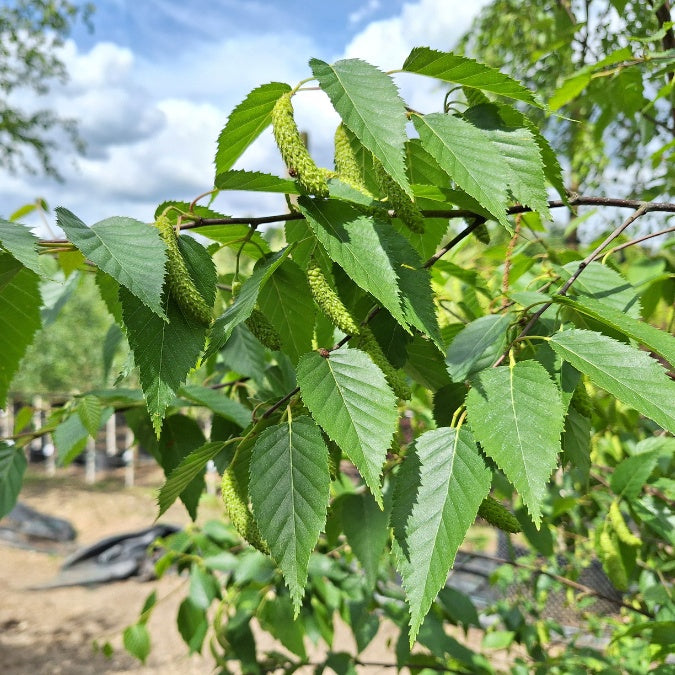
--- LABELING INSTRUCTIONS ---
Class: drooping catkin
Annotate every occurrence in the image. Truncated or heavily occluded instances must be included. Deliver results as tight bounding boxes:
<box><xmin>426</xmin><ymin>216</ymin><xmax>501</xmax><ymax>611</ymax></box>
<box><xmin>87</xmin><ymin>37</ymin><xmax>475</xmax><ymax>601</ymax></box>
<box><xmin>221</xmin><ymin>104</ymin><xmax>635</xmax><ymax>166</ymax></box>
<box><xmin>356</xmin><ymin>325</ymin><xmax>412</xmax><ymax>400</ymax></box>
<box><xmin>271</xmin><ymin>92</ymin><xmax>329</xmax><ymax>198</ymax></box>
<box><xmin>155</xmin><ymin>214</ymin><xmax>213</xmax><ymax>326</ymax></box>
<box><xmin>477</xmin><ymin>496</ymin><xmax>522</xmax><ymax>533</ymax></box>
<box><xmin>306</xmin><ymin>256</ymin><xmax>361</xmax><ymax>336</ymax></box>
<box><xmin>221</xmin><ymin>466</ymin><xmax>268</xmax><ymax>554</ymax></box>
<box><xmin>334</xmin><ymin>123</ymin><xmax>371</xmax><ymax>196</ymax></box>
<box><xmin>246</xmin><ymin>309</ymin><xmax>282</xmax><ymax>351</ymax></box>
<box><xmin>570</xmin><ymin>380</ymin><xmax>593</xmax><ymax>418</ymax></box>
<box><xmin>608</xmin><ymin>501</ymin><xmax>641</xmax><ymax>547</ymax></box>
<box><xmin>231</xmin><ymin>279</ymin><xmax>282</xmax><ymax>350</ymax></box>
<box><xmin>373</xmin><ymin>158</ymin><xmax>425</xmax><ymax>234</ymax></box>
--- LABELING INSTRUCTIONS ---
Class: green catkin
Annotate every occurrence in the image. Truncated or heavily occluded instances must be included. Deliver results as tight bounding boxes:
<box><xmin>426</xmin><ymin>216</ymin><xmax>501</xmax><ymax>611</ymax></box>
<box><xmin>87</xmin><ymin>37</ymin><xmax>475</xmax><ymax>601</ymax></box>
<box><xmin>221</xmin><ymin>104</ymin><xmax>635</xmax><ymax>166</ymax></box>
<box><xmin>221</xmin><ymin>467</ymin><xmax>268</xmax><ymax>554</ymax></box>
<box><xmin>609</xmin><ymin>501</ymin><xmax>642</xmax><ymax>547</ymax></box>
<box><xmin>333</xmin><ymin>124</ymin><xmax>372</xmax><ymax>196</ymax></box>
<box><xmin>306</xmin><ymin>257</ymin><xmax>361</xmax><ymax>336</ymax></box>
<box><xmin>357</xmin><ymin>325</ymin><xmax>412</xmax><ymax>400</ymax></box>
<box><xmin>373</xmin><ymin>158</ymin><xmax>425</xmax><ymax>234</ymax></box>
<box><xmin>231</xmin><ymin>280</ymin><xmax>282</xmax><ymax>350</ymax></box>
<box><xmin>155</xmin><ymin>214</ymin><xmax>212</xmax><ymax>326</ymax></box>
<box><xmin>271</xmin><ymin>92</ymin><xmax>329</xmax><ymax>198</ymax></box>
<box><xmin>246</xmin><ymin>309</ymin><xmax>282</xmax><ymax>351</ymax></box>
<box><xmin>473</xmin><ymin>222</ymin><xmax>491</xmax><ymax>244</ymax></box>
<box><xmin>477</xmin><ymin>496</ymin><xmax>522</xmax><ymax>533</ymax></box>
<box><xmin>570</xmin><ymin>380</ymin><xmax>593</xmax><ymax>418</ymax></box>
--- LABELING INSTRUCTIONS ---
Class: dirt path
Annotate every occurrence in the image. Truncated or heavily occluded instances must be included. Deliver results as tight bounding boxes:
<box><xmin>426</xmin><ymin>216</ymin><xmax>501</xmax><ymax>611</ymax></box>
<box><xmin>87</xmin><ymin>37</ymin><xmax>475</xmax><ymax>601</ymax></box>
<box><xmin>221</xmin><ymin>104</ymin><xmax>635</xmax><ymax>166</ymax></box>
<box><xmin>0</xmin><ymin>467</ymin><xmax>407</xmax><ymax>674</ymax></box>
<box><xmin>0</xmin><ymin>467</ymin><xmax>217</xmax><ymax>674</ymax></box>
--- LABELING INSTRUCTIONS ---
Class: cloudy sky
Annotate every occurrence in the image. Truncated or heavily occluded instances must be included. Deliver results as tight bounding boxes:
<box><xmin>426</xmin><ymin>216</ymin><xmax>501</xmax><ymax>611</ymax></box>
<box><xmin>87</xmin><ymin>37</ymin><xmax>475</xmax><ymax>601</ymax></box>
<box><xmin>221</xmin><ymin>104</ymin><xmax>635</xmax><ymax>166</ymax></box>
<box><xmin>2</xmin><ymin>0</ymin><xmax>493</xmax><ymax>234</ymax></box>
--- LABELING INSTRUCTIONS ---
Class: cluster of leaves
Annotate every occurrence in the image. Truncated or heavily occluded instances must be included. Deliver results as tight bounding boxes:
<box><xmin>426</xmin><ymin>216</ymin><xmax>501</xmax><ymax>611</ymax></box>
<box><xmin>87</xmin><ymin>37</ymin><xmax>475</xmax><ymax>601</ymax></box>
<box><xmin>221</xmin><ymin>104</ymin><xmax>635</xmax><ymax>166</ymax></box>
<box><xmin>1</xmin><ymin>43</ymin><xmax>674</xmax><ymax>672</ymax></box>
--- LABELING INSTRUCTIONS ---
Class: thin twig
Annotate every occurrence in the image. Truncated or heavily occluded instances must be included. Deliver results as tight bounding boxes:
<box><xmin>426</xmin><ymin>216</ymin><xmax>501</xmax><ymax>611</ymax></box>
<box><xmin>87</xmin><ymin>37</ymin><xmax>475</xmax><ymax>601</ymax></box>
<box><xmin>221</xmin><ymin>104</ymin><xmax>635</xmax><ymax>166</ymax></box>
<box><xmin>605</xmin><ymin>225</ymin><xmax>675</xmax><ymax>255</ymax></box>
<box><xmin>493</xmin><ymin>203</ymin><xmax>652</xmax><ymax>367</ymax></box>
<box><xmin>465</xmin><ymin>551</ymin><xmax>653</xmax><ymax>619</ymax></box>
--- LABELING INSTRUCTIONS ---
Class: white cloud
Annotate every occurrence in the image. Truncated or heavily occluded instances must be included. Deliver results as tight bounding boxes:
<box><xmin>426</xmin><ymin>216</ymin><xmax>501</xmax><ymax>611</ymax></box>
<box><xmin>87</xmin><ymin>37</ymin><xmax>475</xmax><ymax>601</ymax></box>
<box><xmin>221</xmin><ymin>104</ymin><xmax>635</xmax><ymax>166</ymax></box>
<box><xmin>344</xmin><ymin>0</ymin><xmax>491</xmax><ymax>69</ymax></box>
<box><xmin>1</xmin><ymin>0</ymin><xmax>492</xmax><ymax>235</ymax></box>
<box><xmin>349</xmin><ymin>0</ymin><xmax>381</xmax><ymax>25</ymax></box>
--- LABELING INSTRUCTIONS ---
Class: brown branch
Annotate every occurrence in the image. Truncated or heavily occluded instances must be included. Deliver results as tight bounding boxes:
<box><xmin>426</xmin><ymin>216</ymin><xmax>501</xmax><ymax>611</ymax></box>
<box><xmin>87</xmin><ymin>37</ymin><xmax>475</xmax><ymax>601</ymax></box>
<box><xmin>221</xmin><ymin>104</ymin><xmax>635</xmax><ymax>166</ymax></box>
<box><xmin>34</xmin><ymin>196</ymin><xmax>675</xmax><ymax>247</ymax></box>
<box><xmin>464</xmin><ymin>550</ymin><xmax>653</xmax><ymax>619</ymax></box>
<box><xmin>606</xmin><ymin>225</ymin><xmax>675</xmax><ymax>255</ymax></box>
<box><xmin>493</xmin><ymin>203</ymin><xmax>653</xmax><ymax>366</ymax></box>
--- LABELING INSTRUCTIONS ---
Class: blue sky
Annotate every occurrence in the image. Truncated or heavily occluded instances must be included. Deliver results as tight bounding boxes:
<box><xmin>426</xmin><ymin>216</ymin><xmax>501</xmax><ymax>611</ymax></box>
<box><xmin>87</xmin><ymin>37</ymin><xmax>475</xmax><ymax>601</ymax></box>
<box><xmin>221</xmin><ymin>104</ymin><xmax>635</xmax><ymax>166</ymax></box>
<box><xmin>2</xmin><ymin>0</ymin><xmax>492</xmax><ymax>233</ymax></box>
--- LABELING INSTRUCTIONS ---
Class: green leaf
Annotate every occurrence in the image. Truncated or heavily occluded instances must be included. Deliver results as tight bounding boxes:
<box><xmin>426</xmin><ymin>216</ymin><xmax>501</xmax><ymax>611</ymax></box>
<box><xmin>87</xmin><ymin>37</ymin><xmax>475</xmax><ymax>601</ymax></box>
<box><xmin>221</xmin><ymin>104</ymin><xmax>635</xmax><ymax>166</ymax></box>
<box><xmin>298</xmin><ymin>199</ymin><xmax>441</xmax><ymax>345</ymax></box>
<box><xmin>391</xmin><ymin>427</ymin><xmax>491</xmax><ymax>644</ymax></box>
<box><xmin>0</xmin><ymin>442</ymin><xmax>27</xmax><ymax>518</ymax></box>
<box><xmin>205</xmin><ymin>248</ymin><xmax>291</xmax><ymax>358</ymax></box>
<box><xmin>562</xmin><ymin>407</ymin><xmax>591</xmax><ymax>475</ymax></box>
<box><xmin>463</xmin><ymin>105</ymin><xmax>550</xmax><ymax>219</ymax></box>
<box><xmin>258</xmin><ymin>594</ymin><xmax>307</xmax><ymax>659</ymax></box>
<box><xmin>257</xmin><ymin>258</ymin><xmax>316</xmax><ymax>364</ymax></box>
<box><xmin>215</xmin><ymin>169</ymin><xmax>299</xmax><ymax>194</ymax></box>
<box><xmin>249</xmin><ymin>416</ymin><xmax>330</xmax><ymax>613</ymax></box>
<box><xmin>446</xmin><ymin>314</ymin><xmax>512</xmax><ymax>382</ymax></box>
<box><xmin>53</xmin><ymin>413</ymin><xmax>89</xmax><ymax>464</ymax></box>
<box><xmin>494</xmin><ymin>103</ymin><xmax>567</xmax><ymax>201</ymax></box>
<box><xmin>610</xmin><ymin>450</ymin><xmax>661</xmax><ymax>501</ymax></box>
<box><xmin>404</xmin><ymin>334</ymin><xmax>453</xmax><ymax>392</ymax></box>
<box><xmin>177</xmin><ymin>598</ymin><xmax>208</xmax><ymax>654</ymax></box>
<box><xmin>552</xmin><ymin>295</ymin><xmax>675</xmax><ymax>367</ymax></box>
<box><xmin>548</xmin><ymin>72</ymin><xmax>591</xmax><ymax>112</ymax></box>
<box><xmin>297</xmin><ymin>348</ymin><xmax>397</xmax><ymax>506</ymax></box>
<box><xmin>157</xmin><ymin>441</ymin><xmax>226</xmax><ymax>518</ymax></box>
<box><xmin>413</xmin><ymin>114</ymin><xmax>511</xmax><ymax>230</ymax></box>
<box><xmin>550</xmin><ymin>329</ymin><xmax>675</xmax><ymax>435</ymax></box>
<box><xmin>56</xmin><ymin>208</ymin><xmax>168</xmax><ymax>320</ymax></box>
<box><xmin>215</xmin><ymin>81</ymin><xmax>291</xmax><ymax>175</ymax></box>
<box><xmin>179</xmin><ymin>385</ymin><xmax>250</xmax><ymax>427</ymax></box>
<box><xmin>341</xmin><ymin>491</ymin><xmax>390</xmax><ymax>589</ymax></box>
<box><xmin>0</xmin><ymin>253</ymin><xmax>42</xmax><ymax>407</ymax></box>
<box><xmin>561</xmin><ymin>262</ymin><xmax>641</xmax><ymax>317</ymax></box>
<box><xmin>299</xmin><ymin>199</ymin><xmax>401</xmax><ymax>321</ymax></box>
<box><xmin>149</xmin><ymin>415</ymin><xmax>207</xmax><ymax>520</ymax></box>
<box><xmin>466</xmin><ymin>360</ymin><xmax>565</xmax><ymax>526</ymax></box>
<box><xmin>220</xmin><ymin>324</ymin><xmax>267</xmax><ymax>379</ymax></box>
<box><xmin>310</xmin><ymin>57</ymin><xmax>411</xmax><ymax>196</ymax></box>
<box><xmin>437</xmin><ymin>587</ymin><xmax>480</xmax><ymax>631</ymax></box>
<box><xmin>403</xmin><ymin>47</ymin><xmax>541</xmax><ymax>107</ymax></box>
<box><xmin>121</xmin><ymin>290</ymin><xmax>206</xmax><ymax>435</ymax></box>
<box><xmin>102</xmin><ymin>323</ymin><xmax>124</xmax><ymax>381</ymax></box>
<box><xmin>0</xmin><ymin>219</ymin><xmax>42</xmax><ymax>275</ymax></box>
<box><xmin>77</xmin><ymin>395</ymin><xmax>102</xmax><ymax>437</ymax></box>
<box><xmin>123</xmin><ymin>623</ymin><xmax>150</xmax><ymax>664</ymax></box>
<box><xmin>189</xmin><ymin>563</ymin><xmax>219</xmax><ymax>610</ymax></box>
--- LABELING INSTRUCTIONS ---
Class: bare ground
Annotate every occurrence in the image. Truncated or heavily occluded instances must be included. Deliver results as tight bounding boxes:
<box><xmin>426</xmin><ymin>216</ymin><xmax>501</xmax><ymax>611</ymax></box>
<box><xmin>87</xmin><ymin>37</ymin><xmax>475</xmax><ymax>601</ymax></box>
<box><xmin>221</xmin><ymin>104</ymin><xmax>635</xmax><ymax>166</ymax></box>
<box><xmin>0</xmin><ymin>466</ymin><xmax>409</xmax><ymax>674</ymax></box>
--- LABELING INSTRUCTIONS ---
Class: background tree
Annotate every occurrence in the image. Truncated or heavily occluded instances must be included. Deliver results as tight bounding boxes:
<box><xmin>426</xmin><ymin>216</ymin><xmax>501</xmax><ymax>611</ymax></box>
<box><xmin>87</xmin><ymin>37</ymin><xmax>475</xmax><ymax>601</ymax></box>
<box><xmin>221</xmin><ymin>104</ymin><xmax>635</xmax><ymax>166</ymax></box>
<box><xmin>458</xmin><ymin>0</ymin><xmax>674</xmax><ymax>198</ymax></box>
<box><xmin>0</xmin><ymin>0</ymin><xmax>93</xmax><ymax>177</ymax></box>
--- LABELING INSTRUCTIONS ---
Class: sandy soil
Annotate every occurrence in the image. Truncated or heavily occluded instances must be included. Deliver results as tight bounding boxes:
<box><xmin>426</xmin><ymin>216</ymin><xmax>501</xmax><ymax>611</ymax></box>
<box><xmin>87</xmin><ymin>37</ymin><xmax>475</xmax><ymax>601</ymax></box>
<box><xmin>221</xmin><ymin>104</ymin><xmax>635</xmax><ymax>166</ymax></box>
<box><xmin>0</xmin><ymin>465</ymin><xmax>407</xmax><ymax>674</ymax></box>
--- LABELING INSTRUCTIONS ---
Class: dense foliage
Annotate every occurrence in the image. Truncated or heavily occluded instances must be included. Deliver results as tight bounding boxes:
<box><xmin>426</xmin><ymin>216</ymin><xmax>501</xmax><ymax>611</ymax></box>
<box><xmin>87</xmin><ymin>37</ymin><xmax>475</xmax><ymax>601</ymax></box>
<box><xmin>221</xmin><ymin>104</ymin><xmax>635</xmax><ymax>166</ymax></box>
<box><xmin>1</xmin><ymin>6</ymin><xmax>674</xmax><ymax>672</ymax></box>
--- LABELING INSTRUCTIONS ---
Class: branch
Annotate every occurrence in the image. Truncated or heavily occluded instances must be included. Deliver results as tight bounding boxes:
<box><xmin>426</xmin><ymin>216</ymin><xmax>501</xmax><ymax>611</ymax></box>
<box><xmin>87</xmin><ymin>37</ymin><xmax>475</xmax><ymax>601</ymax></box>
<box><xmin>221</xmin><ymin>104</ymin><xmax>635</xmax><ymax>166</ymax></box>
<box><xmin>464</xmin><ymin>550</ymin><xmax>654</xmax><ymax>619</ymax></box>
<box><xmin>493</xmin><ymin>203</ymin><xmax>654</xmax><ymax>366</ymax></box>
<box><xmin>605</xmin><ymin>225</ymin><xmax>675</xmax><ymax>255</ymax></box>
<box><xmin>174</xmin><ymin>195</ymin><xmax>675</xmax><ymax>230</ymax></box>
